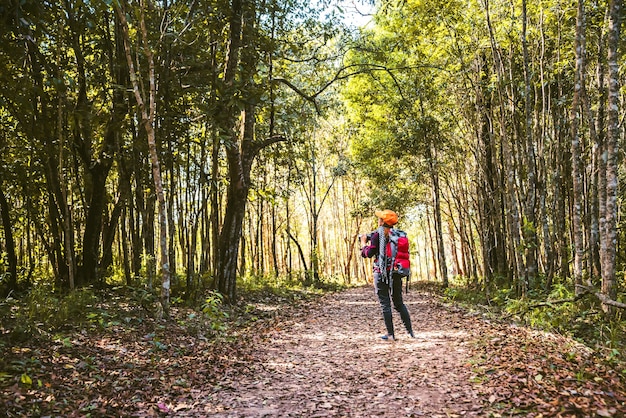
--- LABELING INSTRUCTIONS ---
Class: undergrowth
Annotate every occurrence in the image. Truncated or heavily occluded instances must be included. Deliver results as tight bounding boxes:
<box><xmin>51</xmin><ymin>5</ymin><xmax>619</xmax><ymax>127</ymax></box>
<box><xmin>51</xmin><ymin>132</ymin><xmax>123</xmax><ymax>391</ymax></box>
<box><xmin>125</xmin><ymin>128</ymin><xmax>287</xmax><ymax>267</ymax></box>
<box><xmin>0</xmin><ymin>274</ymin><xmax>343</xmax><ymax>350</ymax></box>
<box><xmin>442</xmin><ymin>281</ymin><xmax>626</xmax><ymax>366</ymax></box>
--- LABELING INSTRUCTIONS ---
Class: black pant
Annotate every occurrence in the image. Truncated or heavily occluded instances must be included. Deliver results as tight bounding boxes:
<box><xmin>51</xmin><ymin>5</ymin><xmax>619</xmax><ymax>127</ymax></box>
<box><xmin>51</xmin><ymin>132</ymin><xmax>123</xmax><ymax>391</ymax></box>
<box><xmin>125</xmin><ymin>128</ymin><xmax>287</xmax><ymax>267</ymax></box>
<box><xmin>375</xmin><ymin>273</ymin><xmax>413</xmax><ymax>337</ymax></box>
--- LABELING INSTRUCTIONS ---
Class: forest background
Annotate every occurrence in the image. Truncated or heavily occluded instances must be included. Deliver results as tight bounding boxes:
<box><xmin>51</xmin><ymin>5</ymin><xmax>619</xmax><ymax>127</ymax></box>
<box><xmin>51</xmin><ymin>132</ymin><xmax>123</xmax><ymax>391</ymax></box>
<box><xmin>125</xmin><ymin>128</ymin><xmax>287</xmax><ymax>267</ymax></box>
<box><xmin>0</xmin><ymin>0</ymin><xmax>626</xmax><ymax>354</ymax></box>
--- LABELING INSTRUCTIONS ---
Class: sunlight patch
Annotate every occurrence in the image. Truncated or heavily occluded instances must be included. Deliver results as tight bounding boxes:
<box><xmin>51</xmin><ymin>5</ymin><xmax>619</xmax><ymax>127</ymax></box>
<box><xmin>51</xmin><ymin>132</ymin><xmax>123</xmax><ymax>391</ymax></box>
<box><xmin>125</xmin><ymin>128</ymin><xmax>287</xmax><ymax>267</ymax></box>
<box><xmin>255</xmin><ymin>303</ymin><xmax>280</xmax><ymax>312</ymax></box>
<box><xmin>341</xmin><ymin>301</ymin><xmax>378</xmax><ymax>306</ymax></box>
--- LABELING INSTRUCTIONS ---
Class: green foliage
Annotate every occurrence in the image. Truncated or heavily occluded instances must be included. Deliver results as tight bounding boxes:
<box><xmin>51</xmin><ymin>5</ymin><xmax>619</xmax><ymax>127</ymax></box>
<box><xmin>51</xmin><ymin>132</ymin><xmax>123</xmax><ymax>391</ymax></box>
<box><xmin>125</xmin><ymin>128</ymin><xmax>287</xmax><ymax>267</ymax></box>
<box><xmin>29</xmin><ymin>286</ymin><xmax>98</xmax><ymax>328</ymax></box>
<box><xmin>315</xmin><ymin>274</ymin><xmax>352</xmax><ymax>291</ymax></box>
<box><xmin>202</xmin><ymin>291</ymin><xmax>229</xmax><ymax>332</ymax></box>
<box><xmin>444</xmin><ymin>285</ymin><xmax>489</xmax><ymax>305</ymax></box>
<box><xmin>444</xmin><ymin>282</ymin><xmax>626</xmax><ymax>364</ymax></box>
<box><xmin>342</xmin><ymin>0</ymin><xmax>461</xmax><ymax>213</ymax></box>
<box><xmin>9</xmin><ymin>356</ymin><xmax>41</xmax><ymax>388</ymax></box>
<box><xmin>239</xmin><ymin>272</ymin><xmax>347</xmax><ymax>297</ymax></box>
<box><xmin>598</xmin><ymin>322</ymin><xmax>625</xmax><ymax>352</ymax></box>
<box><xmin>504</xmin><ymin>284</ymin><xmax>578</xmax><ymax>332</ymax></box>
<box><xmin>7</xmin><ymin>285</ymin><xmax>99</xmax><ymax>341</ymax></box>
<box><xmin>490</xmin><ymin>287</ymin><xmax>516</xmax><ymax>305</ymax></box>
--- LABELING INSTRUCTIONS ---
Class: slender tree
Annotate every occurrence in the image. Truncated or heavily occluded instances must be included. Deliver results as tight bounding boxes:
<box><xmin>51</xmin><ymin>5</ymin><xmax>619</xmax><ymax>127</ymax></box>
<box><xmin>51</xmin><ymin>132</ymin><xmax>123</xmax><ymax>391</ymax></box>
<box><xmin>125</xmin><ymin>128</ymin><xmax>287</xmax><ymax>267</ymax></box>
<box><xmin>570</xmin><ymin>0</ymin><xmax>585</xmax><ymax>295</ymax></box>
<box><xmin>601</xmin><ymin>0</ymin><xmax>621</xmax><ymax>315</ymax></box>
<box><xmin>0</xmin><ymin>185</ymin><xmax>17</xmax><ymax>295</ymax></box>
<box><xmin>116</xmin><ymin>0</ymin><xmax>171</xmax><ymax>317</ymax></box>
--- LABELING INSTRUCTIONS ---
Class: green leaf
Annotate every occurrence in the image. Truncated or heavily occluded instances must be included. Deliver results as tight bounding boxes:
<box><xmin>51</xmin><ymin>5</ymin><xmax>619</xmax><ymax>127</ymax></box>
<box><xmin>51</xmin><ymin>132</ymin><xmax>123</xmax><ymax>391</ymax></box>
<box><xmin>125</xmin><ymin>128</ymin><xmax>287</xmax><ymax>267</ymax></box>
<box><xmin>20</xmin><ymin>373</ymin><xmax>32</xmax><ymax>385</ymax></box>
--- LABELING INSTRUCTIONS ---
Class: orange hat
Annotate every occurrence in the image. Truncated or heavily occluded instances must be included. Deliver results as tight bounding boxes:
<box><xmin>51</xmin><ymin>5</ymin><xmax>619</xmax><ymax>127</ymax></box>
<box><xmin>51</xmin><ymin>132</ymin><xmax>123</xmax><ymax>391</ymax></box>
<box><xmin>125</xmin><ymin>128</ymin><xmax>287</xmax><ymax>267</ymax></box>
<box><xmin>375</xmin><ymin>209</ymin><xmax>398</xmax><ymax>226</ymax></box>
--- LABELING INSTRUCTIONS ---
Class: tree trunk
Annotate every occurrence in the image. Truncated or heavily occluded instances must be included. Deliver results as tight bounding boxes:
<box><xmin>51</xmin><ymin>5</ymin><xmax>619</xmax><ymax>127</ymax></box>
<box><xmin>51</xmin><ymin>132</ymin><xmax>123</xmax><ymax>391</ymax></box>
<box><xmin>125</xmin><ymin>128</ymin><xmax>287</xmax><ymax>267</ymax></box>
<box><xmin>216</xmin><ymin>179</ymin><xmax>249</xmax><ymax>301</ymax></box>
<box><xmin>592</xmin><ymin>19</ymin><xmax>607</xmax><ymax>285</ymax></box>
<box><xmin>81</xmin><ymin>167</ymin><xmax>111</xmax><ymax>286</ymax></box>
<box><xmin>120</xmin><ymin>205</ymin><xmax>133</xmax><ymax>285</ymax></box>
<box><xmin>601</xmin><ymin>0</ymin><xmax>621</xmax><ymax>316</ymax></box>
<box><xmin>521</xmin><ymin>0</ymin><xmax>538</xmax><ymax>291</ymax></box>
<box><xmin>0</xmin><ymin>186</ymin><xmax>17</xmax><ymax>295</ymax></box>
<box><xmin>428</xmin><ymin>143</ymin><xmax>448</xmax><ymax>288</ymax></box>
<box><xmin>432</xmin><ymin>172</ymin><xmax>448</xmax><ymax>288</ymax></box>
<box><xmin>56</xmin><ymin>87</ymin><xmax>76</xmax><ymax>291</ymax></box>
<box><xmin>570</xmin><ymin>0</ymin><xmax>585</xmax><ymax>296</ymax></box>
<box><xmin>212</xmin><ymin>0</ymin><xmax>285</xmax><ymax>301</ymax></box>
<box><xmin>475</xmin><ymin>52</ymin><xmax>507</xmax><ymax>285</ymax></box>
<box><xmin>209</xmin><ymin>127</ymin><xmax>221</xmax><ymax>277</ymax></box>
<box><xmin>117</xmin><ymin>0</ymin><xmax>171</xmax><ymax>317</ymax></box>
<box><xmin>66</xmin><ymin>3</ymin><xmax>116</xmax><ymax>287</ymax></box>
<box><xmin>211</xmin><ymin>0</ymin><xmax>243</xmax><ymax>299</ymax></box>
<box><xmin>101</xmin><ymin>199</ymin><xmax>124</xmax><ymax>273</ymax></box>
<box><xmin>26</xmin><ymin>38</ymin><xmax>68</xmax><ymax>289</ymax></box>
<box><xmin>483</xmin><ymin>0</ymin><xmax>521</xmax><ymax>289</ymax></box>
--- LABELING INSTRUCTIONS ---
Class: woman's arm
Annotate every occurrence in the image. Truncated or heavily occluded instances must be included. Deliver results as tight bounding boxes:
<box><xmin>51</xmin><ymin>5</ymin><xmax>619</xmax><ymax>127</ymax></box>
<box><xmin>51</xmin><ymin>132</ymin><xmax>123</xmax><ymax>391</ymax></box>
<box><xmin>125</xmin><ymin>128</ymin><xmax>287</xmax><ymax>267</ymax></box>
<box><xmin>360</xmin><ymin>231</ymin><xmax>379</xmax><ymax>258</ymax></box>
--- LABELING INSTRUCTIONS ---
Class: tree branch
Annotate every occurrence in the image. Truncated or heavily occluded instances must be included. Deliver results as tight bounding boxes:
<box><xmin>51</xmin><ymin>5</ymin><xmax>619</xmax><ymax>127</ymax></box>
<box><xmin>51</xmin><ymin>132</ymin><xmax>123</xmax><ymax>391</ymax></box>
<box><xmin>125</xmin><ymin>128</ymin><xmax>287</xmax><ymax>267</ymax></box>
<box><xmin>506</xmin><ymin>285</ymin><xmax>626</xmax><ymax>321</ymax></box>
<box><xmin>577</xmin><ymin>284</ymin><xmax>626</xmax><ymax>309</ymax></box>
<box><xmin>249</xmin><ymin>135</ymin><xmax>287</xmax><ymax>160</ymax></box>
<box><xmin>273</xmin><ymin>63</ymin><xmax>438</xmax><ymax>115</ymax></box>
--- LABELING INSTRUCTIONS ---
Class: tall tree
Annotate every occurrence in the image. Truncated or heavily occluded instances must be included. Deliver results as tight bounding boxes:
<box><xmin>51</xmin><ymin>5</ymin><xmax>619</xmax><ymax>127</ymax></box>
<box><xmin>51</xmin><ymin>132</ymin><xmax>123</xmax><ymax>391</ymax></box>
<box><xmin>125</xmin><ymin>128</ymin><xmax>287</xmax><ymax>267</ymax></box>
<box><xmin>0</xmin><ymin>185</ymin><xmax>17</xmax><ymax>295</ymax></box>
<box><xmin>115</xmin><ymin>0</ymin><xmax>171</xmax><ymax>317</ymax></box>
<box><xmin>570</xmin><ymin>0</ymin><xmax>585</xmax><ymax>296</ymax></box>
<box><xmin>213</xmin><ymin>0</ymin><xmax>285</xmax><ymax>301</ymax></box>
<box><xmin>601</xmin><ymin>0</ymin><xmax>621</xmax><ymax>315</ymax></box>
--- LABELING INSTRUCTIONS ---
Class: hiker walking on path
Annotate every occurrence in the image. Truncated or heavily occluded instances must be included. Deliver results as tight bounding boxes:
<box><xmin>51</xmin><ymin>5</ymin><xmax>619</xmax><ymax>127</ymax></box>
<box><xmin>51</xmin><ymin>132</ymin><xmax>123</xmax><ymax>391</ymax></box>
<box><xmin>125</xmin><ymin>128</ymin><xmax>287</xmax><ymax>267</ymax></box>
<box><xmin>360</xmin><ymin>209</ymin><xmax>415</xmax><ymax>340</ymax></box>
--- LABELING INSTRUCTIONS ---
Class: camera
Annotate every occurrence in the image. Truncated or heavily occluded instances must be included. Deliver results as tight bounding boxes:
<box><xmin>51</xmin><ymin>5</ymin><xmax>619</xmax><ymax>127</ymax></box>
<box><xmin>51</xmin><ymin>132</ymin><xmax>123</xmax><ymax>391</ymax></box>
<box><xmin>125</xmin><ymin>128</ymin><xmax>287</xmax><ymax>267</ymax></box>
<box><xmin>358</xmin><ymin>232</ymin><xmax>373</xmax><ymax>242</ymax></box>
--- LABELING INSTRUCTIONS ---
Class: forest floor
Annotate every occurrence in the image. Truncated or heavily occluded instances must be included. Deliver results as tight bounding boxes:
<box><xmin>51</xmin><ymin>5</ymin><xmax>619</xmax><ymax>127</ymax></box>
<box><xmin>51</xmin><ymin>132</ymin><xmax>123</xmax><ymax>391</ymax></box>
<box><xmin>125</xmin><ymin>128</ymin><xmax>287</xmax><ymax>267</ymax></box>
<box><xmin>2</xmin><ymin>284</ymin><xmax>626</xmax><ymax>417</ymax></box>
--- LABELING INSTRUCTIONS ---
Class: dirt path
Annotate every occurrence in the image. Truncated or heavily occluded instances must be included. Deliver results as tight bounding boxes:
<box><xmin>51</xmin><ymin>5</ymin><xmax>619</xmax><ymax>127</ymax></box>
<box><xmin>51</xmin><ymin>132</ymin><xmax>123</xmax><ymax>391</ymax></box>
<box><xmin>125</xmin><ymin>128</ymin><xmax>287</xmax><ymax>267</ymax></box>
<box><xmin>202</xmin><ymin>286</ymin><xmax>485</xmax><ymax>417</ymax></box>
<box><xmin>3</xmin><ymin>285</ymin><xmax>623</xmax><ymax>416</ymax></box>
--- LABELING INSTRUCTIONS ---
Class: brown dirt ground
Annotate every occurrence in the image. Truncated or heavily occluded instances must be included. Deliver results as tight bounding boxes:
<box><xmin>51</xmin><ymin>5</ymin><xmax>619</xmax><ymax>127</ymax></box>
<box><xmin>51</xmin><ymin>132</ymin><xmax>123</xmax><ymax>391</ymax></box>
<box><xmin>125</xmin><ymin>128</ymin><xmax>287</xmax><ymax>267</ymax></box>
<box><xmin>4</xmin><ymin>285</ymin><xmax>624</xmax><ymax>417</ymax></box>
<box><xmin>199</xmin><ymin>286</ymin><xmax>486</xmax><ymax>417</ymax></box>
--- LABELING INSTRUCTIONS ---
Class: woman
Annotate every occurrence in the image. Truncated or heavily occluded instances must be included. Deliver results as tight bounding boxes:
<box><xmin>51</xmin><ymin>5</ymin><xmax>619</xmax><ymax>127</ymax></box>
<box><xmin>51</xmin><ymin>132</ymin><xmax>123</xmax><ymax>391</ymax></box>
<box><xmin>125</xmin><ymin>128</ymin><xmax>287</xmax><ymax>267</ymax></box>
<box><xmin>360</xmin><ymin>209</ymin><xmax>414</xmax><ymax>340</ymax></box>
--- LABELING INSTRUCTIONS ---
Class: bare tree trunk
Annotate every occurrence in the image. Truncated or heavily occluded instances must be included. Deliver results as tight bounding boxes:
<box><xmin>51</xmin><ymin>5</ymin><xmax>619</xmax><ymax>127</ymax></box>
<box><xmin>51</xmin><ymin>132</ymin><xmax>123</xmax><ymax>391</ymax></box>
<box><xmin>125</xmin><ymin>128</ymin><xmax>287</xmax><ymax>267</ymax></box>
<box><xmin>100</xmin><ymin>13</ymin><xmax>130</xmax><ymax>277</ymax></box>
<box><xmin>117</xmin><ymin>0</ymin><xmax>170</xmax><ymax>318</ymax></box>
<box><xmin>213</xmin><ymin>0</ymin><xmax>286</xmax><ymax>301</ymax></box>
<box><xmin>432</xmin><ymin>170</ymin><xmax>448</xmax><ymax>288</ymax></box>
<box><xmin>570</xmin><ymin>0</ymin><xmax>586</xmax><ymax>296</ymax></box>
<box><xmin>209</xmin><ymin>127</ymin><xmax>220</xmax><ymax>277</ymax></box>
<box><xmin>426</xmin><ymin>206</ymin><xmax>438</xmax><ymax>281</ymax></box>
<box><xmin>271</xmin><ymin>163</ymin><xmax>279</xmax><ymax>278</ymax></box>
<box><xmin>483</xmin><ymin>0</ymin><xmax>521</xmax><ymax>289</ymax></box>
<box><xmin>577</xmin><ymin>2</ymin><xmax>602</xmax><ymax>285</ymax></box>
<box><xmin>56</xmin><ymin>89</ymin><xmax>76</xmax><ymax>290</ymax></box>
<box><xmin>448</xmin><ymin>218</ymin><xmax>460</xmax><ymax>278</ymax></box>
<box><xmin>427</xmin><ymin>141</ymin><xmax>448</xmax><ymax>287</ymax></box>
<box><xmin>212</xmin><ymin>0</ymin><xmax>245</xmax><ymax>301</ymax></box>
<box><xmin>537</xmin><ymin>10</ymin><xmax>554</xmax><ymax>289</ymax></box>
<box><xmin>601</xmin><ymin>0</ymin><xmax>621</xmax><ymax>316</ymax></box>
<box><xmin>592</xmin><ymin>12</ymin><xmax>608</xmax><ymax>285</ymax></box>
<box><xmin>24</xmin><ymin>37</ymin><xmax>68</xmax><ymax>288</ymax></box>
<box><xmin>521</xmin><ymin>0</ymin><xmax>538</xmax><ymax>292</ymax></box>
<box><xmin>0</xmin><ymin>186</ymin><xmax>17</xmax><ymax>295</ymax></box>
<box><xmin>120</xmin><ymin>206</ymin><xmax>132</xmax><ymax>285</ymax></box>
<box><xmin>65</xmin><ymin>2</ymin><xmax>116</xmax><ymax>287</ymax></box>
<box><xmin>128</xmin><ymin>118</ymin><xmax>144</xmax><ymax>283</ymax></box>
<box><xmin>475</xmin><ymin>52</ymin><xmax>507</xmax><ymax>286</ymax></box>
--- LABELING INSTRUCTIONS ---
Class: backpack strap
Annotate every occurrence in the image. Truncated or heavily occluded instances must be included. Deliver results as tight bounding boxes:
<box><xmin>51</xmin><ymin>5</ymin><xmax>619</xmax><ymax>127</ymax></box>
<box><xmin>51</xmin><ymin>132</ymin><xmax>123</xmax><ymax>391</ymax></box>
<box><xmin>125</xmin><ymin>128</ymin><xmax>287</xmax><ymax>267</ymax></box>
<box><xmin>377</xmin><ymin>226</ymin><xmax>389</xmax><ymax>285</ymax></box>
<box><xmin>389</xmin><ymin>230</ymin><xmax>399</xmax><ymax>274</ymax></box>
<box><xmin>406</xmin><ymin>268</ymin><xmax>410</xmax><ymax>293</ymax></box>
<box><xmin>389</xmin><ymin>229</ymin><xmax>406</xmax><ymax>272</ymax></box>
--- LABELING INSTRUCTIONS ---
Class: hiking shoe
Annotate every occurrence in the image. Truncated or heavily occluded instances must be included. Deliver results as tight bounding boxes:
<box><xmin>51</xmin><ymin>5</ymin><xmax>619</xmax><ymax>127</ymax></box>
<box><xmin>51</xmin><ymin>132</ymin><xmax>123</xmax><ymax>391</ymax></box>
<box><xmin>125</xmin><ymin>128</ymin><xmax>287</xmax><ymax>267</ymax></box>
<box><xmin>381</xmin><ymin>334</ymin><xmax>395</xmax><ymax>341</ymax></box>
<box><xmin>408</xmin><ymin>331</ymin><xmax>415</xmax><ymax>338</ymax></box>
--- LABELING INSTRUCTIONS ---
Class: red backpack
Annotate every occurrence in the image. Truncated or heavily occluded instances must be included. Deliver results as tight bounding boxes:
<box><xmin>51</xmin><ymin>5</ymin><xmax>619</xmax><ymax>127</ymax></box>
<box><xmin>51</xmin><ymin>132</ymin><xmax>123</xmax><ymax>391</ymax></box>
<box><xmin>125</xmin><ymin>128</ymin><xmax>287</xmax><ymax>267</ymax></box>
<box><xmin>388</xmin><ymin>229</ymin><xmax>411</xmax><ymax>284</ymax></box>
